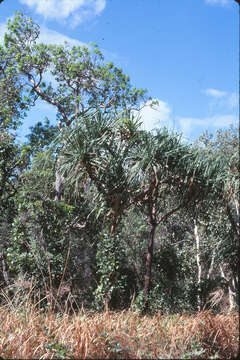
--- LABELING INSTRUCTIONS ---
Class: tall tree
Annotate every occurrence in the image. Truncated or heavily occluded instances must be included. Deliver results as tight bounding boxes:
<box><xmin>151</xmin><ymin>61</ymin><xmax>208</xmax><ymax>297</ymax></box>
<box><xmin>4</xmin><ymin>12</ymin><xmax>148</xmax><ymax>200</ymax></box>
<box><xmin>4</xmin><ymin>12</ymin><xmax>147</xmax><ymax>126</ymax></box>
<box><xmin>58</xmin><ymin>110</ymin><xmax>228</xmax><ymax>312</ymax></box>
<box><xmin>0</xmin><ymin>44</ymin><xmax>32</xmax><ymax>132</ymax></box>
<box><xmin>195</xmin><ymin>126</ymin><xmax>239</xmax><ymax>310</ymax></box>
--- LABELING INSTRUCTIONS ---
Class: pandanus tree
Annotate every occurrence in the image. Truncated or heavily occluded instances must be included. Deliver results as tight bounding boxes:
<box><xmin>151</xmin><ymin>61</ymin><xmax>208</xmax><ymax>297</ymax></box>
<box><xmin>196</xmin><ymin>127</ymin><xmax>239</xmax><ymax>310</ymax></box>
<box><xmin>131</xmin><ymin>132</ymin><xmax>197</xmax><ymax>310</ymax></box>
<box><xmin>224</xmin><ymin>150</ymin><xmax>239</xmax><ymax>308</ymax></box>
<box><xmin>57</xmin><ymin>111</ymin><xmax>143</xmax><ymax>306</ymax></box>
<box><xmin>129</xmin><ymin>129</ymin><xmax>228</xmax><ymax>311</ymax></box>
<box><xmin>58</xmin><ymin>110</ymin><xmax>141</xmax><ymax>234</ymax></box>
<box><xmin>58</xmin><ymin>108</ymin><xmax>228</xmax><ymax>311</ymax></box>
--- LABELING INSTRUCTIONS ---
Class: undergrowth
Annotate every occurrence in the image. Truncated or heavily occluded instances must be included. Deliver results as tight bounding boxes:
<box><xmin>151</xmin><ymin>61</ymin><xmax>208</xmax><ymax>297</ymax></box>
<box><xmin>0</xmin><ymin>289</ymin><xmax>239</xmax><ymax>359</ymax></box>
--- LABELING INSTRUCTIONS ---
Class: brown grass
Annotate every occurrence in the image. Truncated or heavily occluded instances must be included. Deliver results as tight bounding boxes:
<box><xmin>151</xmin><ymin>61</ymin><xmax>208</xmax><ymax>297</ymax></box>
<box><xmin>0</xmin><ymin>296</ymin><xmax>239</xmax><ymax>359</ymax></box>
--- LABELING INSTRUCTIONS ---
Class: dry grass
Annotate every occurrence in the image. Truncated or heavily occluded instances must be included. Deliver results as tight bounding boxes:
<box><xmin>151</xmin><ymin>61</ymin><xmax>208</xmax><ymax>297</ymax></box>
<box><xmin>0</xmin><ymin>294</ymin><xmax>239</xmax><ymax>359</ymax></box>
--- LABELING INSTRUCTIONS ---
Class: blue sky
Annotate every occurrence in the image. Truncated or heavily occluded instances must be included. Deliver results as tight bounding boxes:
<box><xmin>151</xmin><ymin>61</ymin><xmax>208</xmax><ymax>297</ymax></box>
<box><xmin>0</xmin><ymin>0</ymin><xmax>238</xmax><ymax>142</ymax></box>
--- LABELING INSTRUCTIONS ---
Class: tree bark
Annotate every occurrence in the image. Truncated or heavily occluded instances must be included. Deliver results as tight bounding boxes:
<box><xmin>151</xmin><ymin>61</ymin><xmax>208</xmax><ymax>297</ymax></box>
<box><xmin>220</xmin><ymin>265</ymin><xmax>237</xmax><ymax>312</ymax></box>
<box><xmin>0</xmin><ymin>250</ymin><xmax>10</xmax><ymax>286</ymax></box>
<box><xmin>194</xmin><ymin>208</ymin><xmax>202</xmax><ymax>312</ymax></box>
<box><xmin>142</xmin><ymin>221</ymin><xmax>156</xmax><ymax>313</ymax></box>
<box><xmin>55</xmin><ymin>163</ymin><xmax>63</xmax><ymax>201</ymax></box>
<box><xmin>234</xmin><ymin>197</ymin><xmax>239</xmax><ymax>230</ymax></box>
<box><xmin>226</xmin><ymin>202</ymin><xmax>239</xmax><ymax>238</ymax></box>
<box><xmin>207</xmin><ymin>248</ymin><xmax>216</xmax><ymax>280</ymax></box>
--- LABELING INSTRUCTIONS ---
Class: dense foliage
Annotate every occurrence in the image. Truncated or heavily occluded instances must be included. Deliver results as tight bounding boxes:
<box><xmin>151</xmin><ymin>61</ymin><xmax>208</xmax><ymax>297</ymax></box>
<box><xmin>0</xmin><ymin>12</ymin><xmax>239</xmax><ymax>314</ymax></box>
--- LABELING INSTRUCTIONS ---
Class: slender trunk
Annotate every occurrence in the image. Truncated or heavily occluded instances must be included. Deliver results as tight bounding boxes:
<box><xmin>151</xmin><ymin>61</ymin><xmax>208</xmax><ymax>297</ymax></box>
<box><xmin>110</xmin><ymin>198</ymin><xmax>120</xmax><ymax>234</ymax></box>
<box><xmin>225</xmin><ymin>201</ymin><xmax>239</xmax><ymax>309</ymax></box>
<box><xmin>228</xmin><ymin>277</ymin><xmax>236</xmax><ymax>312</ymax></box>
<box><xmin>55</xmin><ymin>162</ymin><xmax>63</xmax><ymax>201</ymax></box>
<box><xmin>207</xmin><ymin>248</ymin><xmax>216</xmax><ymax>280</ymax></box>
<box><xmin>194</xmin><ymin>209</ymin><xmax>202</xmax><ymax>312</ymax></box>
<box><xmin>234</xmin><ymin>197</ymin><xmax>239</xmax><ymax>229</ymax></box>
<box><xmin>110</xmin><ymin>218</ymin><xmax>117</xmax><ymax>235</ymax></box>
<box><xmin>143</xmin><ymin>221</ymin><xmax>156</xmax><ymax>313</ymax></box>
<box><xmin>226</xmin><ymin>202</ymin><xmax>239</xmax><ymax>239</ymax></box>
<box><xmin>220</xmin><ymin>265</ymin><xmax>237</xmax><ymax>312</ymax></box>
<box><xmin>0</xmin><ymin>250</ymin><xmax>10</xmax><ymax>286</ymax></box>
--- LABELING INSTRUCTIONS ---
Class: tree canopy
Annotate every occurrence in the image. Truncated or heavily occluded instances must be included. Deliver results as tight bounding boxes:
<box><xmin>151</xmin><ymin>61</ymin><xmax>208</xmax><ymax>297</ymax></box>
<box><xmin>0</xmin><ymin>12</ymin><xmax>238</xmax><ymax>315</ymax></box>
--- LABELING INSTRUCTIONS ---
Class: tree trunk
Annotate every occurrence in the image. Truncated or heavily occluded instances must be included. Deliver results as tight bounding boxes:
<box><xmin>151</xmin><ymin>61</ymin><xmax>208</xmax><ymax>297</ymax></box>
<box><xmin>234</xmin><ymin>197</ymin><xmax>239</xmax><ymax>230</ymax></box>
<box><xmin>142</xmin><ymin>221</ymin><xmax>156</xmax><ymax>313</ymax></box>
<box><xmin>0</xmin><ymin>250</ymin><xmax>10</xmax><ymax>286</ymax></box>
<box><xmin>228</xmin><ymin>277</ymin><xmax>236</xmax><ymax>312</ymax></box>
<box><xmin>55</xmin><ymin>165</ymin><xmax>63</xmax><ymax>201</ymax></box>
<box><xmin>226</xmin><ymin>202</ymin><xmax>239</xmax><ymax>239</ymax></box>
<box><xmin>220</xmin><ymin>265</ymin><xmax>238</xmax><ymax>312</ymax></box>
<box><xmin>194</xmin><ymin>209</ymin><xmax>202</xmax><ymax>312</ymax></box>
<box><xmin>207</xmin><ymin>248</ymin><xmax>216</xmax><ymax>280</ymax></box>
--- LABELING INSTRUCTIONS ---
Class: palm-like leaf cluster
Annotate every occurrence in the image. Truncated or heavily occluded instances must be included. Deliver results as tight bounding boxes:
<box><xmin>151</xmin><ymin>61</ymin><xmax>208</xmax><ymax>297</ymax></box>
<box><xmin>57</xmin><ymin>111</ymin><xmax>229</xmax><ymax>230</ymax></box>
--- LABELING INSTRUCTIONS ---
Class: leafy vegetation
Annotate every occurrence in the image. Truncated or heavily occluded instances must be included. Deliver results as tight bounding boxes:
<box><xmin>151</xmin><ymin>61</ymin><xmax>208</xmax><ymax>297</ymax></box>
<box><xmin>0</xmin><ymin>11</ymin><xmax>239</xmax><ymax>358</ymax></box>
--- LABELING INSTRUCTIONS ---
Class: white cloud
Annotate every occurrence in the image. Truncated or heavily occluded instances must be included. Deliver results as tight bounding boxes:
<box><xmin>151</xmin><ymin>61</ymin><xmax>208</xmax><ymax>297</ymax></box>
<box><xmin>19</xmin><ymin>0</ymin><xmax>106</xmax><ymax>26</ymax></box>
<box><xmin>203</xmin><ymin>88</ymin><xmax>227</xmax><ymax>98</ymax></box>
<box><xmin>133</xmin><ymin>99</ymin><xmax>174</xmax><ymax>132</ymax></box>
<box><xmin>178</xmin><ymin>114</ymin><xmax>237</xmax><ymax>138</ymax></box>
<box><xmin>203</xmin><ymin>88</ymin><xmax>238</xmax><ymax>112</ymax></box>
<box><xmin>205</xmin><ymin>0</ymin><xmax>233</xmax><ymax>6</ymax></box>
<box><xmin>38</xmin><ymin>26</ymin><xmax>85</xmax><ymax>46</ymax></box>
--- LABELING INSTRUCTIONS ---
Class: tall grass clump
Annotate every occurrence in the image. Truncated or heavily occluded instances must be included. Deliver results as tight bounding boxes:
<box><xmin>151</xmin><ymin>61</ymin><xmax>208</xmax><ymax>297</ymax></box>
<box><xmin>0</xmin><ymin>286</ymin><xmax>239</xmax><ymax>359</ymax></box>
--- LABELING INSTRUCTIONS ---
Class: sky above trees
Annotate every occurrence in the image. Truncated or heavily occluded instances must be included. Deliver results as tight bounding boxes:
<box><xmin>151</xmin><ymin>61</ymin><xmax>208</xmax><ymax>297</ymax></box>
<box><xmin>0</xmin><ymin>0</ymin><xmax>238</xmax><ymax>141</ymax></box>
